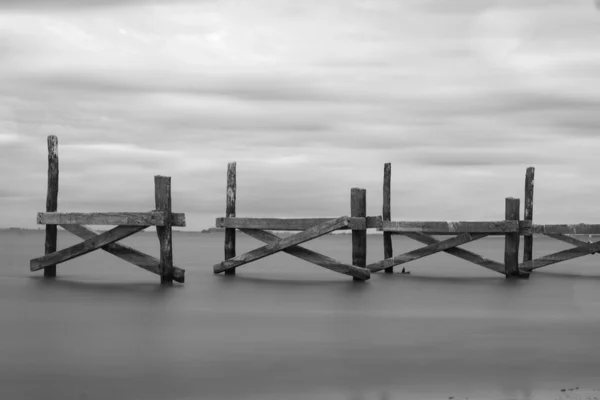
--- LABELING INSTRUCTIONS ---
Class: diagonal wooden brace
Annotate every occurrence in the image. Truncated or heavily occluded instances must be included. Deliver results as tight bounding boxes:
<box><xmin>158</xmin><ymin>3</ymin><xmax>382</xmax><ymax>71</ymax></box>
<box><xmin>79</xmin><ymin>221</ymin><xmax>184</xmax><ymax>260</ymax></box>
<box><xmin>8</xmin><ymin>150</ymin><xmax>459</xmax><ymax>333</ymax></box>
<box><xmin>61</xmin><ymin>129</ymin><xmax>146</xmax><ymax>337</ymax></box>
<box><xmin>213</xmin><ymin>216</ymin><xmax>350</xmax><ymax>274</ymax></box>
<box><xmin>241</xmin><ymin>228</ymin><xmax>370</xmax><ymax>280</ymax></box>
<box><xmin>404</xmin><ymin>232</ymin><xmax>505</xmax><ymax>274</ymax></box>
<box><xmin>30</xmin><ymin>225</ymin><xmax>147</xmax><ymax>271</ymax></box>
<box><xmin>521</xmin><ymin>237</ymin><xmax>600</xmax><ymax>271</ymax></box>
<box><xmin>368</xmin><ymin>233</ymin><xmax>487</xmax><ymax>273</ymax></box>
<box><xmin>60</xmin><ymin>224</ymin><xmax>185</xmax><ymax>283</ymax></box>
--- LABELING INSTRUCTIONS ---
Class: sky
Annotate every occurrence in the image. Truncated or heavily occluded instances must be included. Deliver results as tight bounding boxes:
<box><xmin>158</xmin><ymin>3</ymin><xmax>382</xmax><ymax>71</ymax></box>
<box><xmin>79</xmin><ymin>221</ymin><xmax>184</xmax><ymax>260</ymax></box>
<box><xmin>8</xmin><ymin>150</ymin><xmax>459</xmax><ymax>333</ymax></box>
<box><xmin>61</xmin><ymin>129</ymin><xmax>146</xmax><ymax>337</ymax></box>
<box><xmin>1</xmin><ymin>0</ymin><xmax>600</xmax><ymax>230</ymax></box>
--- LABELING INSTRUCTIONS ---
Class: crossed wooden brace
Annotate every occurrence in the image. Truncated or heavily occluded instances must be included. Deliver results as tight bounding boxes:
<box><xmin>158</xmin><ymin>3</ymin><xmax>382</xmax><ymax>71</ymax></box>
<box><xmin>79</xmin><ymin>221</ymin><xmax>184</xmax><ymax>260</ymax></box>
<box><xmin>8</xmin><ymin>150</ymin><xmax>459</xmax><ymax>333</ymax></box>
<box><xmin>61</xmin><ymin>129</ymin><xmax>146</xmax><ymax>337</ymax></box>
<box><xmin>367</xmin><ymin>232</ymin><xmax>505</xmax><ymax>274</ymax></box>
<box><xmin>213</xmin><ymin>216</ymin><xmax>371</xmax><ymax>281</ymax></box>
<box><xmin>30</xmin><ymin>222</ymin><xmax>185</xmax><ymax>283</ymax></box>
<box><xmin>520</xmin><ymin>234</ymin><xmax>600</xmax><ymax>272</ymax></box>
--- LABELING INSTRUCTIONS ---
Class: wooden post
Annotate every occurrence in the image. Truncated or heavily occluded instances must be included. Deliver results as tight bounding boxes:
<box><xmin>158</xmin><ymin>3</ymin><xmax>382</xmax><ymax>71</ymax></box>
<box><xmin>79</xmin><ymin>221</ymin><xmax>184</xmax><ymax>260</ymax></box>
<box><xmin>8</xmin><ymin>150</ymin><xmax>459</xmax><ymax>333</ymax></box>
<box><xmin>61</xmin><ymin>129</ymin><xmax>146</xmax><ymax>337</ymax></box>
<box><xmin>523</xmin><ymin>167</ymin><xmax>535</xmax><ymax>265</ymax></box>
<box><xmin>155</xmin><ymin>176</ymin><xmax>173</xmax><ymax>284</ymax></box>
<box><xmin>504</xmin><ymin>197</ymin><xmax>520</xmax><ymax>277</ymax></box>
<box><xmin>383</xmin><ymin>163</ymin><xmax>393</xmax><ymax>274</ymax></box>
<box><xmin>44</xmin><ymin>135</ymin><xmax>59</xmax><ymax>277</ymax></box>
<box><xmin>351</xmin><ymin>188</ymin><xmax>367</xmax><ymax>281</ymax></box>
<box><xmin>225</xmin><ymin>162</ymin><xmax>237</xmax><ymax>275</ymax></box>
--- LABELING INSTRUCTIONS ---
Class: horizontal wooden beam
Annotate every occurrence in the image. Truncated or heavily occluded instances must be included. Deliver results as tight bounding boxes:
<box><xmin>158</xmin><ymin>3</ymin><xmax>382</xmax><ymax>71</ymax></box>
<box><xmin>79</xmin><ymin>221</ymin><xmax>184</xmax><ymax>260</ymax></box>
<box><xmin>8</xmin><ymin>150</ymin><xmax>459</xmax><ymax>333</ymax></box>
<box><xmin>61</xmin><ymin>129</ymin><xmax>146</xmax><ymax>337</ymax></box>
<box><xmin>216</xmin><ymin>216</ymin><xmax>380</xmax><ymax>231</ymax></box>
<box><xmin>404</xmin><ymin>232</ymin><xmax>505</xmax><ymax>274</ymax></box>
<box><xmin>31</xmin><ymin>225</ymin><xmax>147</xmax><ymax>271</ymax></box>
<box><xmin>530</xmin><ymin>224</ymin><xmax>600</xmax><ymax>235</ymax></box>
<box><xmin>61</xmin><ymin>224</ymin><xmax>185</xmax><ymax>283</ymax></box>
<box><xmin>381</xmin><ymin>221</ymin><xmax>518</xmax><ymax>235</ymax></box>
<box><xmin>520</xmin><ymin>240</ymin><xmax>600</xmax><ymax>271</ymax></box>
<box><xmin>38</xmin><ymin>212</ymin><xmax>186</xmax><ymax>227</ymax></box>
<box><xmin>241</xmin><ymin>228</ymin><xmax>370</xmax><ymax>280</ymax></box>
<box><xmin>368</xmin><ymin>233</ymin><xmax>486</xmax><ymax>273</ymax></box>
<box><xmin>214</xmin><ymin>216</ymin><xmax>350</xmax><ymax>274</ymax></box>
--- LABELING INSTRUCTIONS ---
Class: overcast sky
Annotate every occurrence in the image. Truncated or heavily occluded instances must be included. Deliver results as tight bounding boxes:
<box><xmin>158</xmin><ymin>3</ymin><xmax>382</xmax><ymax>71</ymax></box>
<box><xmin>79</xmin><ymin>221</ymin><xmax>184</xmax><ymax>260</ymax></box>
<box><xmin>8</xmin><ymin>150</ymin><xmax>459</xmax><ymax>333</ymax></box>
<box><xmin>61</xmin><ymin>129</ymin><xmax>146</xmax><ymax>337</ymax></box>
<box><xmin>1</xmin><ymin>0</ymin><xmax>600</xmax><ymax>230</ymax></box>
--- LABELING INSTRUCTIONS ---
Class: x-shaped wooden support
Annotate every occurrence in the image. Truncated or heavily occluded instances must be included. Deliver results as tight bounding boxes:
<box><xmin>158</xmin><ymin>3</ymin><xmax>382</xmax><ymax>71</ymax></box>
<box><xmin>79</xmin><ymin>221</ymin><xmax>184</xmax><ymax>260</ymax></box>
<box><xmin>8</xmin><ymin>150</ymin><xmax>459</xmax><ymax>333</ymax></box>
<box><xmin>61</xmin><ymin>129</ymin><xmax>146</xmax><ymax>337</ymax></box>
<box><xmin>213</xmin><ymin>216</ymin><xmax>370</xmax><ymax>280</ymax></box>
<box><xmin>520</xmin><ymin>234</ymin><xmax>600</xmax><ymax>272</ymax></box>
<box><xmin>367</xmin><ymin>232</ymin><xmax>499</xmax><ymax>273</ymax></box>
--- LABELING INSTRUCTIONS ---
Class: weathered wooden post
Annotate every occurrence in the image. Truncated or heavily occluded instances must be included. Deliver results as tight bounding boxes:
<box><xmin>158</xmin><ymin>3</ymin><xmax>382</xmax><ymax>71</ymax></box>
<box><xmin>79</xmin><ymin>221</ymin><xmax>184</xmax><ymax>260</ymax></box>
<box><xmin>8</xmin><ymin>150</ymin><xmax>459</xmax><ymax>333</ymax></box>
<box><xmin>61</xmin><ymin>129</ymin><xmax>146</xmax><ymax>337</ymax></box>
<box><xmin>523</xmin><ymin>167</ymin><xmax>535</xmax><ymax>265</ymax></box>
<box><xmin>44</xmin><ymin>135</ymin><xmax>59</xmax><ymax>278</ymax></box>
<box><xmin>504</xmin><ymin>197</ymin><xmax>521</xmax><ymax>277</ymax></box>
<box><xmin>225</xmin><ymin>162</ymin><xmax>237</xmax><ymax>275</ymax></box>
<box><xmin>351</xmin><ymin>188</ymin><xmax>367</xmax><ymax>281</ymax></box>
<box><xmin>383</xmin><ymin>163</ymin><xmax>393</xmax><ymax>274</ymax></box>
<box><xmin>155</xmin><ymin>176</ymin><xmax>173</xmax><ymax>284</ymax></box>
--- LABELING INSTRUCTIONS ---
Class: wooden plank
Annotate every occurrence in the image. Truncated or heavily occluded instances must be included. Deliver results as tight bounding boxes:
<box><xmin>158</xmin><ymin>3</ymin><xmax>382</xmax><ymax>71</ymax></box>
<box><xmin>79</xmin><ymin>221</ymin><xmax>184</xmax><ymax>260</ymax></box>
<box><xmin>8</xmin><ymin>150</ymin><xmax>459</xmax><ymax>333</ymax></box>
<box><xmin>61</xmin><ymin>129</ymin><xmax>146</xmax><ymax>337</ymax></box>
<box><xmin>531</xmin><ymin>224</ymin><xmax>600</xmax><ymax>235</ymax></box>
<box><xmin>504</xmin><ymin>198</ymin><xmax>521</xmax><ymax>277</ymax></box>
<box><xmin>523</xmin><ymin>167</ymin><xmax>535</xmax><ymax>263</ymax></box>
<box><xmin>521</xmin><ymin>240</ymin><xmax>600</xmax><ymax>271</ymax></box>
<box><xmin>404</xmin><ymin>232</ymin><xmax>505</xmax><ymax>274</ymax></box>
<box><xmin>213</xmin><ymin>216</ymin><xmax>350</xmax><ymax>273</ymax></box>
<box><xmin>61</xmin><ymin>224</ymin><xmax>185</xmax><ymax>283</ymax></box>
<box><xmin>351</xmin><ymin>188</ymin><xmax>367</xmax><ymax>281</ymax></box>
<box><xmin>241</xmin><ymin>229</ymin><xmax>370</xmax><ymax>281</ymax></box>
<box><xmin>38</xmin><ymin>212</ymin><xmax>186</xmax><ymax>227</ymax></box>
<box><xmin>216</xmin><ymin>217</ymin><xmax>367</xmax><ymax>230</ymax></box>
<box><xmin>225</xmin><ymin>162</ymin><xmax>237</xmax><ymax>275</ymax></box>
<box><xmin>44</xmin><ymin>135</ymin><xmax>59</xmax><ymax>277</ymax></box>
<box><xmin>155</xmin><ymin>176</ymin><xmax>173</xmax><ymax>284</ymax></box>
<box><xmin>367</xmin><ymin>233</ymin><xmax>487</xmax><ymax>273</ymax></box>
<box><xmin>383</xmin><ymin>163</ymin><xmax>393</xmax><ymax>274</ymax></box>
<box><xmin>30</xmin><ymin>225</ymin><xmax>146</xmax><ymax>271</ymax></box>
<box><xmin>381</xmin><ymin>220</ymin><xmax>519</xmax><ymax>234</ymax></box>
<box><xmin>545</xmin><ymin>233</ymin><xmax>589</xmax><ymax>248</ymax></box>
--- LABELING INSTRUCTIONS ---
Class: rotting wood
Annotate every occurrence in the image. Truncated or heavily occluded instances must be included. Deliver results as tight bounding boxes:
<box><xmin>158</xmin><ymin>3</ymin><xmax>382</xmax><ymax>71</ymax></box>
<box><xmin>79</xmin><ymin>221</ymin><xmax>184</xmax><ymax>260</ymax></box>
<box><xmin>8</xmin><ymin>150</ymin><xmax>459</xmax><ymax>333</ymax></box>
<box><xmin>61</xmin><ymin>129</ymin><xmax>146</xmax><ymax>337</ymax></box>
<box><xmin>216</xmin><ymin>217</ymin><xmax>373</xmax><ymax>231</ymax></box>
<box><xmin>530</xmin><ymin>224</ymin><xmax>600</xmax><ymax>235</ymax></box>
<box><xmin>383</xmin><ymin>163</ymin><xmax>393</xmax><ymax>274</ymax></box>
<box><xmin>155</xmin><ymin>176</ymin><xmax>173</xmax><ymax>284</ymax></box>
<box><xmin>241</xmin><ymin>229</ymin><xmax>370</xmax><ymax>281</ymax></box>
<box><xmin>44</xmin><ymin>135</ymin><xmax>59</xmax><ymax>277</ymax></box>
<box><xmin>61</xmin><ymin>224</ymin><xmax>185</xmax><ymax>283</ymax></box>
<box><xmin>381</xmin><ymin>220</ymin><xmax>518</xmax><ymax>234</ymax></box>
<box><xmin>368</xmin><ymin>233</ymin><xmax>487</xmax><ymax>273</ymax></box>
<box><xmin>225</xmin><ymin>162</ymin><xmax>237</xmax><ymax>275</ymax></box>
<box><xmin>523</xmin><ymin>167</ymin><xmax>535</xmax><ymax>263</ymax></box>
<box><xmin>30</xmin><ymin>225</ymin><xmax>147</xmax><ymax>271</ymax></box>
<box><xmin>521</xmin><ymin>240</ymin><xmax>600</xmax><ymax>271</ymax></box>
<box><xmin>214</xmin><ymin>216</ymin><xmax>351</xmax><ymax>273</ymax></box>
<box><xmin>504</xmin><ymin>198</ymin><xmax>522</xmax><ymax>277</ymax></box>
<box><xmin>351</xmin><ymin>188</ymin><xmax>367</xmax><ymax>281</ymax></box>
<box><xmin>404</xmin><ymin>232</ymin><xmax>505</xmax><ymax>274</ymax></box>
<box><xmin>38</xmin><ymin>212</ymin><xmax>186</xmax><ymax>227</ymax></box>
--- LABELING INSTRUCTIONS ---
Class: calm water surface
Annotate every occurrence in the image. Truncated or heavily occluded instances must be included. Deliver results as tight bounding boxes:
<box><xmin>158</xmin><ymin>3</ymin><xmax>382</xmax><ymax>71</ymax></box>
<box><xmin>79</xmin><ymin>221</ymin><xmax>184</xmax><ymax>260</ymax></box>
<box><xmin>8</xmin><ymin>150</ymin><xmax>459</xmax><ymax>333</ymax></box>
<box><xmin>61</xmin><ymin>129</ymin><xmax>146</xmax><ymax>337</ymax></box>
<box><xmin>1</xmin><ymin>230</ymin><xmax>600</xmax><ymax>400</ymax></box>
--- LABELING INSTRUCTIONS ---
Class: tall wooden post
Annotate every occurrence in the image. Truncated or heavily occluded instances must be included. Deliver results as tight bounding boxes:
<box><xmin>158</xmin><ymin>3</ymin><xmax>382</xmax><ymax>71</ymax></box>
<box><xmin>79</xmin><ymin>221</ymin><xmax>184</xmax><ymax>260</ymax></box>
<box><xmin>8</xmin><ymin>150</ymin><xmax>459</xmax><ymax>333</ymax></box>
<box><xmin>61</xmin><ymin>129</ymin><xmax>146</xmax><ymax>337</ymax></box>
<box><xmin>225</xmin><ymin>162</ymin><xmax>237</xmax><ymax>275</ymax></box>
<box><xmin>383</xmin><ymin>163</ymin><xmax>393</xmax><ymax>273</ymax></box>
<box><xmin>351</xmin><ymin>188</ymin><xmax>367</xmax><ymax>281</ymax></box>
<box><xmin>523</xmin><ymin>167</ymin><xmax>535</xmax><ymax>265</ymax></box>
<box><xmin>504</xmin><ymin>197</ymin><xmax>520</xmax><ymax>277</ymax></box>
<box><xmin>155</xmin><ymin>176</ymin><xmax>173</xmax><ymax>284</ymax></box>
<box><xmin>44</xmin><ymin>135</ymin><xmax>59</xmax><ymax>278</ymax></box>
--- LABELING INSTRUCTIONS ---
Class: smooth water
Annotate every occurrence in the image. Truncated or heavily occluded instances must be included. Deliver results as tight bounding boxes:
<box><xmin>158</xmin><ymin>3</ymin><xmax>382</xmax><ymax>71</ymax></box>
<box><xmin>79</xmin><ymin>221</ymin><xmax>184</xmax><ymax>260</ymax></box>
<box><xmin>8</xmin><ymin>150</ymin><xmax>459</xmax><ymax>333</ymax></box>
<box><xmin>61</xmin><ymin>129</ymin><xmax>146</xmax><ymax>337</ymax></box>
<box><xmin>1</xmin><ymin>230</ymin><xmax>600</xmax><ymax>400</ymax></box>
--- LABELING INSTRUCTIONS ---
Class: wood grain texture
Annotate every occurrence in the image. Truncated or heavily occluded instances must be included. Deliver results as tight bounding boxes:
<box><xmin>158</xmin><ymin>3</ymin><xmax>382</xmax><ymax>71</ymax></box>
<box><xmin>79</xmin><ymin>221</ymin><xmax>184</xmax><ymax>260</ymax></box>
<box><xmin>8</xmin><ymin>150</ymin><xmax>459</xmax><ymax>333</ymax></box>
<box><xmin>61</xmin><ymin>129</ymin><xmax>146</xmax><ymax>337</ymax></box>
<box><xmin>383</xmin><ymin>163</ymin><xmax>393</xmax><ymax>274</ymax></box>
<box><xmin>44</xmin><ymin>135</ymin><xmax>59</xmax><ymax>277</ymax></box>
<box><xmin>351</xmin><ymin>189</ymin><xmax>367</xmax><ymax>282</ymax></box>
<box><xmin>61</xmin><ymin>224</ymin><xmax>185</xmax><ymax>283</ymax></box>
<box><xmin>241</xmin><ymin>229</ymin><xmax>370</xmax><ymax>280</ymax></box>
<box><xmin>214</xmin><ymin>216</ymin><xmax>350</xmax><ymax>273</ymax></box>
<box><xmin>37</xmin><ymin>212</ymin><xmax>186</xmax><ymax>227</ymax></box>
<box><xmin>381</xmin><ymin>220</ymin><xmax>519</xmax><ymax>234</ymax></box>
<box><xmin>530</xmin><ymin>224</ymin><xmax>600</xmax><ymax>235</ymax></box>
<box><xmin>368</xmin><ymin>233</ymin><xmax>487</xmax><ymax>273</ymax></box>
<box><xmin>30</xmin><ymin>225</ymin><xmax>146</xmax><ymax>271</ymax></box>
<box><xmin>216</xmin><ymin>217</ymin><xmax>370</xmax><ymax>230</ymax></box>
<box><xmin>520</xmin><ymin>240</ymin><xmax>600</xmax><ymax>271</ymax></box>
<box><xmin>225</xmin><ymin>162</ymin><xmax>237</xmax><ymax>275</ymax></box>
<box><xmin>155</xmin><ymin>176</ymin><xmax>173</xmax><ymax>284</ymax></box>
<box><xmin>523</xmin><ymin>167</ymin><xmax>535</xmax><ymax>263</ymax></box>
<box><xmin>404</xmin><ymin>232</ymin><xmax>504</xmax><ymax>274</ymax></box>
<box><xmin>504</xmin><ymin>198</ymin><xmax>521</xmax><ymax>277</ymax></box>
